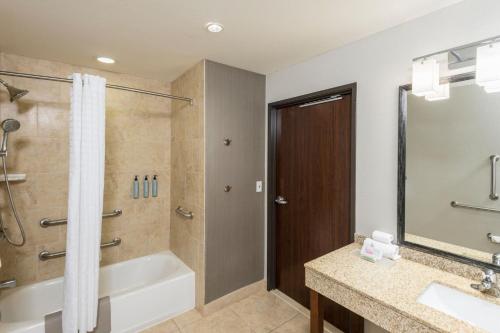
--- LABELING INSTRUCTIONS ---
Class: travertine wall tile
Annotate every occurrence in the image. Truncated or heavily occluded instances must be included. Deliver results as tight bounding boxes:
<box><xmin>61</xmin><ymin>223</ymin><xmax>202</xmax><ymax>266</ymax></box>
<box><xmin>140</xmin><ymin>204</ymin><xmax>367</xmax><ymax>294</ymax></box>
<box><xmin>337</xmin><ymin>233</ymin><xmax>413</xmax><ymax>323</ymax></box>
<box><xmin>170</xmin><ymin>61</ymin><xmax>205</xmax><ymax>307</ymax></box>
<box><xmin>0</xmin><ymin>52</ymin><xmax>172</xmax><ymax>285</ymax></box>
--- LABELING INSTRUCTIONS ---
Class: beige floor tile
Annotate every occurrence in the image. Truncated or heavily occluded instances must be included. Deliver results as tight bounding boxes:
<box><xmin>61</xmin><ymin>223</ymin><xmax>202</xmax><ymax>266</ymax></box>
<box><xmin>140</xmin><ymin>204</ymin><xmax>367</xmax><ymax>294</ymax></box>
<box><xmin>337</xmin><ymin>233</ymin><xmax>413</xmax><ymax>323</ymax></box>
<box><xmin>180</xmin><ymin>308</ymin><xmax>253</xmax><ymax>333</ymax></box>
<box><xmin>201</xmin><ymin>280</ymin><xmax>265</xmax><ymax>317</ymax></box>
<box><xmin>173</xmin><ymin>309</ymin><xmax>203</xmax><ymax>329</ymax></box>
<box><xmin>272</xmin><ymin>314</ymin><xmax>309</xmax><ymax>333</ymax></box>
<box><xmin>231</xmin><ymin>290</ymin><xmax>298</xmax><ymax>333</ymax></box>
<box><xmin>141</xmin><ymin>319</ymin><xmax>179</xmax><ymax>333</ymax></box>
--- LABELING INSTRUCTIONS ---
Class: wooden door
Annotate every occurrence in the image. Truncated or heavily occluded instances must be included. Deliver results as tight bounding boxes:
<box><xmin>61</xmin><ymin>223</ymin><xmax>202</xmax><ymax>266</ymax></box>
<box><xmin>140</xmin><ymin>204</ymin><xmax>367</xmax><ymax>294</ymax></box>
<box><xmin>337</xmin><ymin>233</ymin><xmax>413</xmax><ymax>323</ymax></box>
<box><xmin>275</xmin><ymin>94</ymin><xmax>363</xmax><ymax>332</ymax></box>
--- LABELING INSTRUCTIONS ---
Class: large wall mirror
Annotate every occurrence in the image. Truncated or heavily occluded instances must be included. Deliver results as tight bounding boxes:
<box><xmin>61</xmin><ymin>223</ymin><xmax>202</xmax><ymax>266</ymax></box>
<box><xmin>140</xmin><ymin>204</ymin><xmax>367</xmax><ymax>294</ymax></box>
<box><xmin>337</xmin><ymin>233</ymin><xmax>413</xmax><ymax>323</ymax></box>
<box><xmin>398</xmin><ymin>37</ymin><xmax>500</xmax><ymax>270</ymax></box>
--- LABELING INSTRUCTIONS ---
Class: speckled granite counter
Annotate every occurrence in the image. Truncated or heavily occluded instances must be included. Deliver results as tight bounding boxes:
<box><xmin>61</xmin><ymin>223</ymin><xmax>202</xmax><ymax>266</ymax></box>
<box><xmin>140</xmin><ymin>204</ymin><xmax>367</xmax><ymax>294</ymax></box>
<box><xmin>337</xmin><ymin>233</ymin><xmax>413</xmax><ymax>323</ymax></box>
<box><xmin>305</xmin><ymin>243</ymin><xmax>500</xmax><ymax>333</ymax></box>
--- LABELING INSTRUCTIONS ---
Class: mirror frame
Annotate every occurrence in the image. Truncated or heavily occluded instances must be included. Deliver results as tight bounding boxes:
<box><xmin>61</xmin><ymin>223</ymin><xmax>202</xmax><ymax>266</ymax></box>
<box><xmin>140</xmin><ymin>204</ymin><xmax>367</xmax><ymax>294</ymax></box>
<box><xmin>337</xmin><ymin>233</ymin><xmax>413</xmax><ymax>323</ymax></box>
<box><xmin>397</xmin><ymin>72</ymin><xmax>500</xmax><ymax>272</ymax></box>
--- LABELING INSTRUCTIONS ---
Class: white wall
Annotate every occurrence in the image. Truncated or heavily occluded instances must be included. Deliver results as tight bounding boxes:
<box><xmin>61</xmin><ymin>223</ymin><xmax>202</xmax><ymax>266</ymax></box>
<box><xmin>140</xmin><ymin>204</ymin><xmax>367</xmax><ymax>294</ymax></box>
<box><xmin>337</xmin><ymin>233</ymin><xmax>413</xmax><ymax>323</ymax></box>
<box><xmin>266</xmin><ymin>0</ymin><xmax>500</xmax><ymax>237</ymax></box>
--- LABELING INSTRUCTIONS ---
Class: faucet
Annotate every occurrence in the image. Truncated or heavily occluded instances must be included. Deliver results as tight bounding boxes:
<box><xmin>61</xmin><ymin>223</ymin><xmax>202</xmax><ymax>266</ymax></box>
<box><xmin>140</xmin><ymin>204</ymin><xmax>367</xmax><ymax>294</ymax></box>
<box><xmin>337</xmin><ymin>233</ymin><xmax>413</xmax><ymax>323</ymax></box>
<box><xmin>471</xmin><ymin>269</ymin><xmax>500</xmax><ymax>298</ymax></box>
<box><xmin>493</xmin><ymin>253</ymin><xmax>500</xmax><ymax>267</ymax></box>
<box><xmin>0</xmin><ymin>278</ymin><xmax>16</xmax><ymax>290</ymax></box>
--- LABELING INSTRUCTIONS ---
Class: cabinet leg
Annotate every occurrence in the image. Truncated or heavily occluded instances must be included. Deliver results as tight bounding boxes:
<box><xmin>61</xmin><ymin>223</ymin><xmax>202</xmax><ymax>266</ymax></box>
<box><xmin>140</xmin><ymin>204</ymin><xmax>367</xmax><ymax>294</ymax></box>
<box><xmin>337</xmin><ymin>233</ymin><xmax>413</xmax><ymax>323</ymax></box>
<box><xmin>310</xmin><ymin>289</ymin><xmax>324</xmax><ymax>333</ymax></box>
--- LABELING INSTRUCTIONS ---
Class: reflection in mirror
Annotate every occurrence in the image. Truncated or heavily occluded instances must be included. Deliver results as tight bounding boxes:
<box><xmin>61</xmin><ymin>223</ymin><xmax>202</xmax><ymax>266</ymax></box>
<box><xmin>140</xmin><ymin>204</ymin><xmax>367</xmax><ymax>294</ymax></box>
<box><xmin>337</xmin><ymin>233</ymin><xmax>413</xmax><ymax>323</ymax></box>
<box><xmin>403</xmin><ymin>78</ymin><xmax>500</xmax><ymax>265</ymax></box>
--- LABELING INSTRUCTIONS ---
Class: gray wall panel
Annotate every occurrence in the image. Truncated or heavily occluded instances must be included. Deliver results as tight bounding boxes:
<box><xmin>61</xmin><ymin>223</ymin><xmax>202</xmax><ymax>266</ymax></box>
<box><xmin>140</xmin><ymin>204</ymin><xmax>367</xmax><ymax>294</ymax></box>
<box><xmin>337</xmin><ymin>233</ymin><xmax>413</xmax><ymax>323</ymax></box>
<box><xmin>205</xmin><ymin>60</ymin><xmax>265</xmax><ymax>303</ymax></box>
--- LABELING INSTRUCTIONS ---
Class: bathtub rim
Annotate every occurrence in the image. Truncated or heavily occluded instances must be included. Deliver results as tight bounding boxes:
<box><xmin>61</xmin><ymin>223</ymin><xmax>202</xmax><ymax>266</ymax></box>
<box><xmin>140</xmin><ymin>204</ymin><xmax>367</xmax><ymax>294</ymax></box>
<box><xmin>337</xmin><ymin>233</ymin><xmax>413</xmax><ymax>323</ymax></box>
<box><xmin>0</xmin><ymin>250</ymin><xmax>194</xmax><ymax>328</ymax></box>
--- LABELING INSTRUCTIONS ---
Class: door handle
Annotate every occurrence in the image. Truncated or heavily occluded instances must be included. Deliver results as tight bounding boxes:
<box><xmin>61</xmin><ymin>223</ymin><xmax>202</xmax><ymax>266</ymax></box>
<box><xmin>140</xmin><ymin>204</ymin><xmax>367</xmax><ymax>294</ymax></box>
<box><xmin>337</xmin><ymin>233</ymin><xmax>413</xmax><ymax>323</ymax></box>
<box><xmin>275</xmin><ymin>196</ymin><xmax>288</xmax><ymax>205</ymax></box>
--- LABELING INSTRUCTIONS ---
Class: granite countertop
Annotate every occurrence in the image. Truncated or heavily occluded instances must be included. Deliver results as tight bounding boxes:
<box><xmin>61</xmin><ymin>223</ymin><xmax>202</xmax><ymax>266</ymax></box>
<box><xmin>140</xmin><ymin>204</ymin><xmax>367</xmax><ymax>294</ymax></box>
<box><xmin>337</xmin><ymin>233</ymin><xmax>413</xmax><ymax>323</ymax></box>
<box><xmin>305</xmin><ymin>243</ymin><xmax>500</xmax><ymax>333</ymax></box>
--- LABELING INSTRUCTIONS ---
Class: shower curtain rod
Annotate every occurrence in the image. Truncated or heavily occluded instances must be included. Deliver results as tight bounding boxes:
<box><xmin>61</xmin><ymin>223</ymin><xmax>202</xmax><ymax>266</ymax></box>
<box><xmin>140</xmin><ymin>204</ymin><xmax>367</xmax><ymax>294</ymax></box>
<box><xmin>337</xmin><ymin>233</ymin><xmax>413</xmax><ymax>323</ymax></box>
<box><xmin>0</xmin><ymin>70</ymin><xmax>193</xmax><ymax>104</ymax></box>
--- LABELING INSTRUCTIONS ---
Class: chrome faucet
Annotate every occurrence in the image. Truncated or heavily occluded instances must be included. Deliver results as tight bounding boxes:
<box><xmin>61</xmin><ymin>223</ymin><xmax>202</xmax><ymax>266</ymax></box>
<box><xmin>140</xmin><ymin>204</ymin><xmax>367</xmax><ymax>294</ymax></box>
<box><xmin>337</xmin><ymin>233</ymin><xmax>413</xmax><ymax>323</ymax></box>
<box><xmin>493</xmin><ymin>253</ymin><xmax>500</xmax><ymax>267</ymax></box>
<box><xmin>471</xmin><ymin>269</ymin><xmax>500</xmax><ymax>298</ymax></box>
<box><xmin>0</xmin><ymin>278</ymin><xmax>16</xmax><ymax>290</ymax></box>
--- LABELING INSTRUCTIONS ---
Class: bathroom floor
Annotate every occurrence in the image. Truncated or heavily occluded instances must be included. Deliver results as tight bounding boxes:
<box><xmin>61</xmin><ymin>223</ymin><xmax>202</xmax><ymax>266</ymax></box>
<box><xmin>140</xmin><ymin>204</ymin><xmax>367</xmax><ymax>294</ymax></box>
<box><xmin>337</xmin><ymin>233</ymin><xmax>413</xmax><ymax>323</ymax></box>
<box><xmin>141</xmin><ymin>289</ymin><xmax>339</xmax><ymax>333</ymax></box>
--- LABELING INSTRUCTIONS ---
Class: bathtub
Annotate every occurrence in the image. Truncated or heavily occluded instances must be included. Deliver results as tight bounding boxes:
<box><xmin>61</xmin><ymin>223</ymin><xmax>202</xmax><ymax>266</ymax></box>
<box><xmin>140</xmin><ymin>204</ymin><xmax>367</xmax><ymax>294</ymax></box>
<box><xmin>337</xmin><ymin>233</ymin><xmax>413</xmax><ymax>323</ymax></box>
<box><xmin>0</xmin><ymin>251</ymin><xmax>194</xmax><ymax>333</ymax></box>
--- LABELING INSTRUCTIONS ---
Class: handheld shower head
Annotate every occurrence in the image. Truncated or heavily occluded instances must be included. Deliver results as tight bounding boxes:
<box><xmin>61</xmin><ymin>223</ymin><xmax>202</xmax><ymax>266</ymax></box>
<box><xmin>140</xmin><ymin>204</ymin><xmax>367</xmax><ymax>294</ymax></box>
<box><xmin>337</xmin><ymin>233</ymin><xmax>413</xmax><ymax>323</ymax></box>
<box><xmin>0</xmin><ymin>119</ymin><xmax>20</xmax><ymax>155</ymax></box>
<box><xmin>2</xmin><ymin>119</ymin><xmax>21</xmax><ymax>132</ymax></box>
<box><xmin>0</xmin><ymin>79</ymin><xmax>29</xmax><ymax>102</ymax></box>
<box><xmin>0</xmin><ymin>118</ymin><xmax>26</xmax><ymax>247</ymax></box>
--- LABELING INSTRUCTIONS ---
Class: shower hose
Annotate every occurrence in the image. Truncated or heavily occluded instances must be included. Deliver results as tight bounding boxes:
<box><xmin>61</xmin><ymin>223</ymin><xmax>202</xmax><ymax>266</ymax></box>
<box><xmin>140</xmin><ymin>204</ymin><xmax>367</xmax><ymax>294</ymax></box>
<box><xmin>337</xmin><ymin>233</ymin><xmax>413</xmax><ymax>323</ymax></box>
<box><xmin>0</xmin><ymin>155</ymin><xmax>26</xmax><ymax>246</ymax></box>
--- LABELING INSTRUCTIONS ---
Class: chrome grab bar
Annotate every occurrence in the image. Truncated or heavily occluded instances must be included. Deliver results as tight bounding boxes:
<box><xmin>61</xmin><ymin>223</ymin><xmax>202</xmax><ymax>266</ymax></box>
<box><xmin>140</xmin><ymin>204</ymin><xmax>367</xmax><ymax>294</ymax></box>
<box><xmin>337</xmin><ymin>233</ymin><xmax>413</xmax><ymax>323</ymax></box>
<box><xmin>491</xmin><ymin>155</ymin><xmax>500</xmax><ymax>200</ymax></box>
<box><xmin>450</xmin><ymin>201</ymin><xmax>500</xmax><ymax>213</ymax></box>
<box><xmin>38</xmin><ymin>238</ymin><xmax>121</xmax><ymax>261</ymax></box>
<box><xmin>40</xmin><ymin>209</ymin><xmax>122</xmax><ymax>228</ymax></box>
<box><xmin>175</xmin><ymin>206</ymin><xmax>193</xmax><ymax>219</ymax></box>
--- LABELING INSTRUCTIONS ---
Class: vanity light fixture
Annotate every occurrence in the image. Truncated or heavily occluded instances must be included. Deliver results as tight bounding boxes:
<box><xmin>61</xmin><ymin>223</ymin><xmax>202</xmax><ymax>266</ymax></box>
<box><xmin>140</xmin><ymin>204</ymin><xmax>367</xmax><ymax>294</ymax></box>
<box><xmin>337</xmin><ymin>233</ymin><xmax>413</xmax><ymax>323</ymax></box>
<box><xmin>97</xmin><ymin>57</ymin><xmax>115</xmax><ymax>64</ymax></box>
<box><xmin>412</xmin><ymin>59</ymin><xmax>440</xmax><ymax>97</ymax></box>
<box><xmin>206</xmin><ymin>22</ymin><xmax>224</xmax><ymax>33</ymax></box>
<box><xmin>484</xmin><ymin>83</ymin><xmax>500</xmax><ymax>93</ymax></box>
<box><xmin>425</xmin><ymin>83</ymin><xmax>450</xmax><ymax>101</ymax></box>
<box><xmin>476</xmin><ymin>42</ymin><xmax>500</xmax><ymax>93</ymax></box>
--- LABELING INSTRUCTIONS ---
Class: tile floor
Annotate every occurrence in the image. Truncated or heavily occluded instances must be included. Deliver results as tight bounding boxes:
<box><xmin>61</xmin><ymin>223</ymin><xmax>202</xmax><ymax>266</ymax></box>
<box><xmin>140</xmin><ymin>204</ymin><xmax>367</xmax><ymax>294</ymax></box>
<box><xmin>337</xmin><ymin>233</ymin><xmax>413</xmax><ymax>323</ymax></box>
<box><xmin>141</xmin><ymin>289</ymin><xmax>334</xmax><ymax>333</ymax></box>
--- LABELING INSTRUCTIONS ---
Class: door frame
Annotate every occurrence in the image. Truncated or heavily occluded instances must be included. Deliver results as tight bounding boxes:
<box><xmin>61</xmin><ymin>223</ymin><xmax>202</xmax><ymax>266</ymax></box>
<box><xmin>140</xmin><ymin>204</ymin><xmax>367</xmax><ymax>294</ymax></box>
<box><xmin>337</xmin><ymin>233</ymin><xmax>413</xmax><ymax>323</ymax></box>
<box><xmin>267</xmin><ymin>83</ymin><xmax>357</xmax><ymax>290</ymax></box>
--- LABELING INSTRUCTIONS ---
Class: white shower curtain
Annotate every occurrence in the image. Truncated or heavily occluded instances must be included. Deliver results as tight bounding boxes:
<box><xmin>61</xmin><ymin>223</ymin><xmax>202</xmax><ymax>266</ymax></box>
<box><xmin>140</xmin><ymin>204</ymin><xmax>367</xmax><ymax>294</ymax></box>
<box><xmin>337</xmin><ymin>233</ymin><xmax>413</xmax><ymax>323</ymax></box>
<box><xmin>63</xmin><ymin>73</ymin><xmax>106</xmax><ymax>333</ymax></box>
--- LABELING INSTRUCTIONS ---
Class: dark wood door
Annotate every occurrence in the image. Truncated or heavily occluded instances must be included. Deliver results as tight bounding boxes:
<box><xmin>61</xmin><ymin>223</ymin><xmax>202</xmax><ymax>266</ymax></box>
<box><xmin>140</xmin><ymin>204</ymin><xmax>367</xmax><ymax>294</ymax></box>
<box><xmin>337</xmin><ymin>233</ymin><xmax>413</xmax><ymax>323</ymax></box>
<box><xmin>275</xmin><ymin>95</ymin><xmax>362</xmax><ymax>332</ymax></box>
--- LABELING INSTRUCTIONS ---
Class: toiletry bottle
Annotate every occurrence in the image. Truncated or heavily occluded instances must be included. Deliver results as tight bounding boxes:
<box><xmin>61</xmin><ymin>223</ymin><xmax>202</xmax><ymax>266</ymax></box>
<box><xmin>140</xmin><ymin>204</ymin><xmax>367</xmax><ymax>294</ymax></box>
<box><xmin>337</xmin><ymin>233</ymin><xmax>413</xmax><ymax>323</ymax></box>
<box><xmin>152</xmin><ymin>175</ymin><xmax>158</xmax><ymax>197</ymax></box>
<box><xmin>143</xmin><ymin>175</ymin><xmax>149</xmax><ymax>198</ymax></box>
<box><xmin>133</xmin><ymin>175</ymin><xmax>140</xmax><ymax>199</ymax></box>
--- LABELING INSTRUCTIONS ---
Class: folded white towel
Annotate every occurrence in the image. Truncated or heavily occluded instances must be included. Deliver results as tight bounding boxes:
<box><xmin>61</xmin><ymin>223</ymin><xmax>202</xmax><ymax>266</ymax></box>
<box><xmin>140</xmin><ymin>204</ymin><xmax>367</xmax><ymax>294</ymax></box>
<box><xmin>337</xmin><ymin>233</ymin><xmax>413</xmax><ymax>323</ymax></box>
<box><xmin>363</xmin><ymin>238</ymin><xmax>400</xmax><ymax>260</ymax></box>
<box><xmin>372</xmin><ymin>230</ymin><xmax>394</xmax><ymax>244</ymax></box>
<box><xmin>490</xmin><ymin>234</ymin><xmax>500</xmax><ymax>244</ymax></box>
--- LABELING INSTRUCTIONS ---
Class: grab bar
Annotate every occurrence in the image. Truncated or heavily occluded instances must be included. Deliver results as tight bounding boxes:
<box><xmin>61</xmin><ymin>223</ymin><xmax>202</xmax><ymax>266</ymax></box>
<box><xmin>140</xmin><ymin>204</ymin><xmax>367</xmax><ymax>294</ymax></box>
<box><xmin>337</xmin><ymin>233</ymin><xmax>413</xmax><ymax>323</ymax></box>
<box><xmin>490</xmin><ymin>155</ymin><xmax>500</xmax><ymax>200</ymax></box>
<box><xmin>38</xmin><ymin>238</ymin><xmax>122</xmax><ymax>261</ymax></box>
<box><xmin>175</xmin><ymin>206</ymin><xmax>193</xmax><ymax>219</ymax></box>
<box><xmin>40</xmin><ymin>209</ymin><xmax>123</xmax><ymax>228</ymax></box>
<box><xmin>450</xmin><ymin>201</ymin><xmax>500</xmax><ymax>213</ymax></box>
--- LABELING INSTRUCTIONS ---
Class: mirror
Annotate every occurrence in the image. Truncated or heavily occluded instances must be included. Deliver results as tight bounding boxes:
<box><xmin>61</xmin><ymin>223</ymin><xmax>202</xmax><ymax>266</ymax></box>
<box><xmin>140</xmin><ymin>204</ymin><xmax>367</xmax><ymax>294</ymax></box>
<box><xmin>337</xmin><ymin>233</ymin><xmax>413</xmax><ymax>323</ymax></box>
<box><xmin>398</xmin><ymin>74</ymin><xmax>500</xmax><ymax>269</ymax></box>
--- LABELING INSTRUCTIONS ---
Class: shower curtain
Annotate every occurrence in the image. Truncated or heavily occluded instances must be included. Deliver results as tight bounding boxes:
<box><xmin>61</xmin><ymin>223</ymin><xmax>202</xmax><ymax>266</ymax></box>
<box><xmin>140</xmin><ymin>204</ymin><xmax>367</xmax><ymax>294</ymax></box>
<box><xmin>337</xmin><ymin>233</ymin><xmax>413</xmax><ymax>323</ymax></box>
<box><xmin>63</xmin><ymin>73</ymin><xmax>106</xmax><ymax>333</ymax></box>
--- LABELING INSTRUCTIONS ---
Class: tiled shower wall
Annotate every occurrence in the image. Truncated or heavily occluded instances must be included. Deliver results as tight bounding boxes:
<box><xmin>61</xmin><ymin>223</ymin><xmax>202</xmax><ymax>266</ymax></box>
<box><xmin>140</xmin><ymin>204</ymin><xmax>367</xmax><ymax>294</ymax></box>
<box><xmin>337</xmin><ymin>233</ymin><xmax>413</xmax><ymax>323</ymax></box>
<box><xmin>170</xmin><ymin>61</ymin><xmax>205</xmax><ymax>307</ymax></box>
<box><xmin>0</xmin><ymin>53</ymin><xmax>172</xmax><ymax>285</ymax></box>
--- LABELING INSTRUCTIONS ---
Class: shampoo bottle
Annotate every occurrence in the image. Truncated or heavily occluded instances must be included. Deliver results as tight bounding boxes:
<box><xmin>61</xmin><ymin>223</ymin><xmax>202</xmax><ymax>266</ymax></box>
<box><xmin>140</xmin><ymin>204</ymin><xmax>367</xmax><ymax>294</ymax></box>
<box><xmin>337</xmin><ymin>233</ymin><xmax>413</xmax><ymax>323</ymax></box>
<box><xmin>143</xmin><ymin>175</ymin><xmax>149</xmax><ymax>198</ymax></box>
<box><xmin>133</xmin><ymin>175</ymin><xmax>140</xmax><ymax>199</ymax></box>
<box><xmin>152</xmin><ymin>175</ymin><xmax>158</xmax><ymax>197</ymax></box>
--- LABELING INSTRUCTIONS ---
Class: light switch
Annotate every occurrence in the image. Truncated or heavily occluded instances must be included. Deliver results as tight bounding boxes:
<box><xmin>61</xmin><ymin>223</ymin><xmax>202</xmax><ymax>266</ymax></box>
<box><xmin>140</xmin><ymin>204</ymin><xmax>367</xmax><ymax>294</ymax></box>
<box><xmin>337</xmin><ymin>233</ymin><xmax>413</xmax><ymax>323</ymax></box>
<box><xmin>256</xmin><ymin>181</ymin><xmax>263</xmax><ymax>192</ymax></box>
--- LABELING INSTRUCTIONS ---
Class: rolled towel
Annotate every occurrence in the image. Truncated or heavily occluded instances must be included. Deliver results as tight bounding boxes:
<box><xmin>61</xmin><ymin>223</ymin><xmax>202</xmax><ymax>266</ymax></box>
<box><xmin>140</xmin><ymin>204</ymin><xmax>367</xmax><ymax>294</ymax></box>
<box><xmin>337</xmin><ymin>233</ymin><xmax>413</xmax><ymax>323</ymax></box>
<box><xmin>363</xmin><ymin>238</ymin><xmax>400</xmax><ymax>260</ymax></box>
<box><xmin>372</xmin><ymin>230</ymin><xmax>394</xmax><ymax>244</ymax></box>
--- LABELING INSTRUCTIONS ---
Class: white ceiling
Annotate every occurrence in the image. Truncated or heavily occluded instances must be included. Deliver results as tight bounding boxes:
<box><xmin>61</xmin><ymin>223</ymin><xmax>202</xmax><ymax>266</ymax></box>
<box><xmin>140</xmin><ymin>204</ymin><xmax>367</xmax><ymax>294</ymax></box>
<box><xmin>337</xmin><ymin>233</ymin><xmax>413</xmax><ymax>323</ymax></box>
<box><xmin>0</xmin><ymin>0</ymin><xmax>464</xmax><ymax>82</ymax></box>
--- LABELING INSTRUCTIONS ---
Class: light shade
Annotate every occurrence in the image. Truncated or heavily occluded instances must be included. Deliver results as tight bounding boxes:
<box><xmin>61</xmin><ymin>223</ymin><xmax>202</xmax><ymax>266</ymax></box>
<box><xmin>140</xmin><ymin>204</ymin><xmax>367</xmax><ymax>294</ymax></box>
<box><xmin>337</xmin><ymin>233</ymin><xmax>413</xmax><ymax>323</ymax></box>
<box><xmin>484</xmin><ymin>81</ymin><xmax>500</xmax><ymax>93</ymax></box>
<box><xmin>412</xmin><ymin>59</ymin><xmax>440</xmax><ymax>97</ymax></box>
<box><xmin>425</xmin><ymin>83</ymin><xmax>450</xmax><ymax>101</ymax></box>
<box><xmin>97</xmin><ymin>57</ymin><xmax>115</xmax><ymax>64</ymax></box>
<box><xmin>476</xmin><ymin>43</ymin><xmax>500</xmax><ymax>88</ymax></box>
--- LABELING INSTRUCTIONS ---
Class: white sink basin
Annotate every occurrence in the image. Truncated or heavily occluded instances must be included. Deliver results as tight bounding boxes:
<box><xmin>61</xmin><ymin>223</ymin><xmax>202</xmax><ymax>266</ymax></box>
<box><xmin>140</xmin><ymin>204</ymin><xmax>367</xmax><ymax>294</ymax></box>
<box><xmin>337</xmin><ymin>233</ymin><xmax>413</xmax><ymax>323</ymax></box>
<box><xmin>418</xmin><ymin>282</ymin><xmax>500</xmax><ymax>333</ymax></box>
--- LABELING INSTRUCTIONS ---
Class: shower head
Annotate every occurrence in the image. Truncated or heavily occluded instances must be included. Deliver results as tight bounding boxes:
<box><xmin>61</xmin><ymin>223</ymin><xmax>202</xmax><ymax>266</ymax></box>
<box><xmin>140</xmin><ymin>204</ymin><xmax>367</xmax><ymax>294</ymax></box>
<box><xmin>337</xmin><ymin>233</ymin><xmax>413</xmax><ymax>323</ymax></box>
<box><xmin>1</xmin><ymin>119</ymin><xmax>20</xmax><ymax>133</ymax></box>
<box><xmin>6</xmin><ymin>85</ymin><xmax>29</xmax><ymax>102</ymax></box>
<box><xmin>0</xmin><ymin>78</ymin><xmax>29</xmax><ymax>102</ymax></box>
<box><xmin>0</xmin><ymin>119</ymin><xmax>20</xmax><ymax>155</ymax></box>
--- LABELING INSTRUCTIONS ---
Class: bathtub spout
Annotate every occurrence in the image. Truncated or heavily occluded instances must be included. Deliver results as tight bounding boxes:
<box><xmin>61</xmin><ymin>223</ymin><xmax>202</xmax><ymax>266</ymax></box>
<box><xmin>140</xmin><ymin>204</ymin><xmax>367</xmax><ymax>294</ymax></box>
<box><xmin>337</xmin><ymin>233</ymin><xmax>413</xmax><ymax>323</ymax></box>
<box><xmin>0</xmin><ymin>278</ymin><xmax>16</xmax><ymax>289</ymax></box>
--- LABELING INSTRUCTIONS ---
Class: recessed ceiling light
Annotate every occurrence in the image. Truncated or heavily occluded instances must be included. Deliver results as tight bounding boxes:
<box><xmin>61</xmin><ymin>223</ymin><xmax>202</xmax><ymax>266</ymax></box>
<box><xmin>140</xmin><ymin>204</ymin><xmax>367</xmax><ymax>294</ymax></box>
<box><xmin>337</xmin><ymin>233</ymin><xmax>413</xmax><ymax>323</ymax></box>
<box><xmin>206</xmin><ymin>22</ymin><xmax>224</xmax><ymax>33</ymax></box>
<box><xmin>97</xmin><ymin>57</ymin><xmax>115</xmax><ymax>64</ymax></box>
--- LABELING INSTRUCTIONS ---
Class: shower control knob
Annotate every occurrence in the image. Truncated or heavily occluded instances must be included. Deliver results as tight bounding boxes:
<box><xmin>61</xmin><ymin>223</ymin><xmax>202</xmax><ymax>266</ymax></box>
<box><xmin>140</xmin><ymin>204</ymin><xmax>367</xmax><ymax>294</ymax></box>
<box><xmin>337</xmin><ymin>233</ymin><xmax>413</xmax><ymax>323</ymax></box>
<box><xmin>223</xmin><ymin>138</ymin><xmax>232</xmax><ymax>146</ymax></box>
<box><xmin>224</xmin><ymin>185</ymin><xmax>232</xmax><ymax>192</ymax></box>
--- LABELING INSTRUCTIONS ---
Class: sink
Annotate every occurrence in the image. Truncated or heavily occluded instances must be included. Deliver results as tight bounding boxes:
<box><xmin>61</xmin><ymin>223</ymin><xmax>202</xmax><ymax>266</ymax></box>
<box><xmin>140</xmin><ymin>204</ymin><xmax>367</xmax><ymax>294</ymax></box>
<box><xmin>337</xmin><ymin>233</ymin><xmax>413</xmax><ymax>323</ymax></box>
<box><xmin>418</xmin><ymin>282</ymin><xmax>500</xmax><ymax>333</ymax></box>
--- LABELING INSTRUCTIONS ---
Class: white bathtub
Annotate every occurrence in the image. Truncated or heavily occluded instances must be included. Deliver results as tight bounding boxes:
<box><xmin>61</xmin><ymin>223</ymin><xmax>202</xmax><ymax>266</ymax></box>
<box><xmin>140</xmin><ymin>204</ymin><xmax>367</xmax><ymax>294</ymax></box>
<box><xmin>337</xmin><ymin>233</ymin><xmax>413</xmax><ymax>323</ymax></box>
<box><xmin>0</xmin><ymin>251</ymin><xmax>194</xmax><ymax>333</ymax></box>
